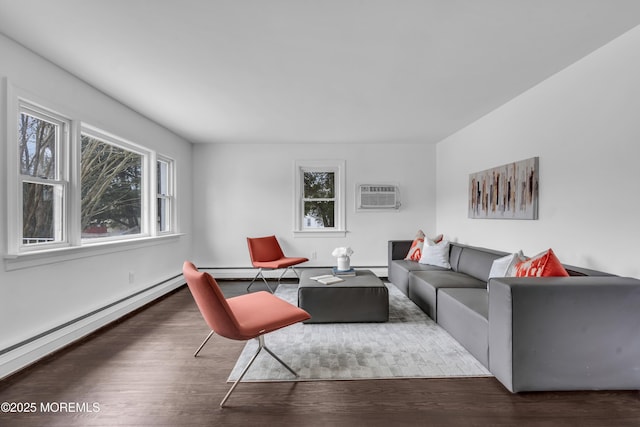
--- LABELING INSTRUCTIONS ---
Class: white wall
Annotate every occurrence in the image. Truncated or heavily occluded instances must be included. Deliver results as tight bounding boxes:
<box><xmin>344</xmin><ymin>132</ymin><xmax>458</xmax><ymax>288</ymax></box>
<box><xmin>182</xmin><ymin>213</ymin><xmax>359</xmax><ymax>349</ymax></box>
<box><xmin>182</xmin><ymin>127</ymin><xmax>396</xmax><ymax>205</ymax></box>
<box><xmin>436</xmin><ymin>25</ymin><xmax>640</xmax><ymax>279</ymax></box>
<box><xmin>0</xmin><ymin>34</ymin><xmax>193</xmax><ymax>376</ymax></box>
<box><xmin>192</xmin><ymin>142</ymin><xmax>436</xmax><ymax>270</ymax></box>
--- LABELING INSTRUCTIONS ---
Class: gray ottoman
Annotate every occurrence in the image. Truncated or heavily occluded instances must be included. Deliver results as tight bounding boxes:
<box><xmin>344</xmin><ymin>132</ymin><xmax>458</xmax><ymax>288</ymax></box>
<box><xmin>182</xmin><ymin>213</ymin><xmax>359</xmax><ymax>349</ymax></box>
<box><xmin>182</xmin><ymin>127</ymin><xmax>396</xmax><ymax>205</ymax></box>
<box><xmin>298</xmin><ymin>269</ymin><xmax>389</xmax><ymax>323</ymax></box>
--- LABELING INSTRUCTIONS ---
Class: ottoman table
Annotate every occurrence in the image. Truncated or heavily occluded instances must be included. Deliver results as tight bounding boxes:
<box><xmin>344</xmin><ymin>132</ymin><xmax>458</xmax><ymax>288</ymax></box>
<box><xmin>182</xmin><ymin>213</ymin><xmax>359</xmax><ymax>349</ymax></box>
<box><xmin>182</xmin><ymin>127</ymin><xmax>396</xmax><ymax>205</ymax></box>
<box><xmin>298</xmin><ymin>269</ymin><xmax>389</xmax><ymax>323</ymax></box>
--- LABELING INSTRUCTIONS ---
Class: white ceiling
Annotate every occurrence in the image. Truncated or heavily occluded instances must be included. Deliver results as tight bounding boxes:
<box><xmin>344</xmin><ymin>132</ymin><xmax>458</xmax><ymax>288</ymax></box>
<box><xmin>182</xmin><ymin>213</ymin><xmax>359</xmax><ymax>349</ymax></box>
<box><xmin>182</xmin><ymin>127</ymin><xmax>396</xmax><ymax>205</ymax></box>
<box><xmin>1</xmin><ymin>1</ymin><xmax>639</xmax><ymax>144</ymax></box>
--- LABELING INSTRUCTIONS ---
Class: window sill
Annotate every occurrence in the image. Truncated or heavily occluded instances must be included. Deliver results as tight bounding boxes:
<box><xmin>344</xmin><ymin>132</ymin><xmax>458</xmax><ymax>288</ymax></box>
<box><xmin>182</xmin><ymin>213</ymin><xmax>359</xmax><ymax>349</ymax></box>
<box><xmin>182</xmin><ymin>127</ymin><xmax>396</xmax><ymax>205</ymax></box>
<box><xmin>4</xmin><ymin>233</ymin><xmax>185</xmax><ymax>271</ymax></box>
<box><xmin>293</xmin><ymin>229</ymin><xmax>347</xmax><ymax>238</ymax></box>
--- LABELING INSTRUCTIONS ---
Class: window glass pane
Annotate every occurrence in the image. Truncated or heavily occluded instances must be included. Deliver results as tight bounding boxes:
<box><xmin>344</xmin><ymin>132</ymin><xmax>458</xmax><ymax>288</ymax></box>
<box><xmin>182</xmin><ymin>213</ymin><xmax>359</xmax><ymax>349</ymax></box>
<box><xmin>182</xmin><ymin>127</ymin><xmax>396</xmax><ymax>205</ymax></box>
<box><xmin>157</xmin><ymin>198</ymin><xmax>168</xmax><ymax>232</ymax></box>
<box><xmin>18</xmin><ymin>112</ymin><xmax>57</xmax><ymax>179</ymax></box>
<box><xmin>303</xmin><ymin>201</ymin><xmax>335</xmax><ymax>228</ymax></box>
<box><xmin>81</xmin><ymin>135</ymin><xmax>142</xmax><ymax>239</ymax></box>
<box><xmin>303</xmin><ymin>172</ymin><xmax>334</xmax><ymax>199</ymax></box>
<box><xmin>22</xmin><ymin>182</ymin><xmax>57</xmax><ymax>244</ymax></box>
<box><xmin>157</xmin><ymin>160</ymin><xmax>168</xmax><ymax>195</ymax></box>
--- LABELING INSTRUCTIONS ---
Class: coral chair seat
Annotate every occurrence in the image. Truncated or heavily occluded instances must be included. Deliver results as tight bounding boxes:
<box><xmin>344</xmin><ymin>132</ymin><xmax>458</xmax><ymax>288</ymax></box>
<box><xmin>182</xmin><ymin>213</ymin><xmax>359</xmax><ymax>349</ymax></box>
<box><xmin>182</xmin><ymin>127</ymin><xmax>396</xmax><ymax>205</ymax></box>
<box><xmin>182</xmin><ymin>261</ymin><xmax>310</xmax><ymax>407</ymax></box>
<box><xmin>247</xmin><ymin>235</ymin><xmax>308</xmax><ymax>292</ymax></box>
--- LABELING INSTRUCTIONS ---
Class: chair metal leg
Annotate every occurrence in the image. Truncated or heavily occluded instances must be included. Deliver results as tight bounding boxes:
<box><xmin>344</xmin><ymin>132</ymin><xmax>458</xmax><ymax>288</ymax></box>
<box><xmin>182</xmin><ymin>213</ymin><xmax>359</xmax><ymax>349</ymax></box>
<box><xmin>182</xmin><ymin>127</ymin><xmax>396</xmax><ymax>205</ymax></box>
<box><xmin>247</xmin><ymin>268</ymin><xmax>274</xmax><ymax>293</ymax></box>
<box><xmin>277</xmin><ymin>266</ymin><xmax>301</xmax><ymax>284</ymax></box>
<box><xmin>220</xmin><ymin>334</ymin><xmax>299</xmax><ymax>408</ymax></box>
<box><xmin>193</xmin><ymin>330</ymin><xmax>215</xmax><ymax>357</ymax></box>
<box><xmin>277</xmin><ymin>267</ymin><xmax>289</xmax><ymax>284</ymax></box>
<box><xmin>263</xmin><ymin>344</ymin><xmax>298</xmax><ymax>377</ymax></box>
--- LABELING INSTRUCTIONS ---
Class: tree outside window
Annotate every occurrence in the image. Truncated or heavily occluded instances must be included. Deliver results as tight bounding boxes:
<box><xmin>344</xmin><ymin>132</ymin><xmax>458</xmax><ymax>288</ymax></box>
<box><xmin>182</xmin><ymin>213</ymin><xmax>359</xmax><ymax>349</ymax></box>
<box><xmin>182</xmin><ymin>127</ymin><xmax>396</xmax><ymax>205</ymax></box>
<box><xmin>303</xmin><ymin>171</ymin><xmax>335</xmax><ymax>228</ymax></box>
<box><xmin>80</xmin><ymin>134</ymin><xmax>142</xmax><ymax>239</ymax></box>
<box><xmin>10</xmin><ymin>96</ymin><xmax>178</xmax><ymax>257</ymax></box>
<box><xmin>18</xmin><ymin>110</ymin><xmax>65</xmax><ymax>245</ymax></box>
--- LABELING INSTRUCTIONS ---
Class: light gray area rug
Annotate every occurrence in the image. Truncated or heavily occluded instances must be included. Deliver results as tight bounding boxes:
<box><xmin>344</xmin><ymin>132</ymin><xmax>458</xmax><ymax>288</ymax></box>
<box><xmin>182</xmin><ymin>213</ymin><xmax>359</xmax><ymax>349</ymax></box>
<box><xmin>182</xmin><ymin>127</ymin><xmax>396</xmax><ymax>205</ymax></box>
<box><xmin>228</xmin><ymin>283</ymin><xmax>492</xmax><ymax>382</ymax></box>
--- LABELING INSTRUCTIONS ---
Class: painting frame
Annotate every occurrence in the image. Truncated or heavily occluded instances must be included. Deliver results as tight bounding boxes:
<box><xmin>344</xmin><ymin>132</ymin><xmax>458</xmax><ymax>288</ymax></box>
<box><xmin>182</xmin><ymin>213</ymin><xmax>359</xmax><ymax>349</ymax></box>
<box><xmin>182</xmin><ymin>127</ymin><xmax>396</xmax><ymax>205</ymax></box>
<box><xmin>468</xmin><ymin>157</ymin><xmax>539</xmax><ymax>220</ymax></box>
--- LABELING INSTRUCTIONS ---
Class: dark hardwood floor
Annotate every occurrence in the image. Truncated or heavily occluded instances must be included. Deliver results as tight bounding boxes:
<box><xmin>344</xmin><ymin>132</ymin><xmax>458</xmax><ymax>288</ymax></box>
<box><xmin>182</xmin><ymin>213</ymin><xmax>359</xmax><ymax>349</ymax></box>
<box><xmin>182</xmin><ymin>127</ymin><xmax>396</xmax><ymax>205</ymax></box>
<box><xmin>1</xmin><ymin>280</ymin><xmax>639</xmax><ymax>427</ymax></box>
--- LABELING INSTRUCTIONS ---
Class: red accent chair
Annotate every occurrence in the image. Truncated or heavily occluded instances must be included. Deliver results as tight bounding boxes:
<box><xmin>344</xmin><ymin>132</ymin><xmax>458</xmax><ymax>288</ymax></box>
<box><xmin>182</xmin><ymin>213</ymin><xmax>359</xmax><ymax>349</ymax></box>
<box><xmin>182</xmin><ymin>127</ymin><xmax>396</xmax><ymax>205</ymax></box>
<box><xmin>182</xmin><ymin>261</ymin><xmax>310</xmax><ymax>407</ymax></box>
<box><xmin>246</xmin><ymin>235</ymin><xmax>308</xmax><ymax>293</ymax></box>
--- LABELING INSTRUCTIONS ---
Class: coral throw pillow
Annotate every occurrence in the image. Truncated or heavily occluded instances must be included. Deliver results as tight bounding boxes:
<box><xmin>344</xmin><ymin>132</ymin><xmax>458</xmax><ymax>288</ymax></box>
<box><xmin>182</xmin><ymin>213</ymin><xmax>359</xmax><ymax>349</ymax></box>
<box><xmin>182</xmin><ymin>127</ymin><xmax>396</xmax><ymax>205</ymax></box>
<box><xmin>405</xmin><ymin>231</ymin><xmax>444</xmax><ymax>261</ymax></box>
<box><xmin>405</xmin><ymin>230</ymin><xmax>426</xmax><ymax>261</ymax></box>
<box><xmin>514</xmin><ymin>249</ymin><xmax>569</xmax><ymax>277</ymax></box>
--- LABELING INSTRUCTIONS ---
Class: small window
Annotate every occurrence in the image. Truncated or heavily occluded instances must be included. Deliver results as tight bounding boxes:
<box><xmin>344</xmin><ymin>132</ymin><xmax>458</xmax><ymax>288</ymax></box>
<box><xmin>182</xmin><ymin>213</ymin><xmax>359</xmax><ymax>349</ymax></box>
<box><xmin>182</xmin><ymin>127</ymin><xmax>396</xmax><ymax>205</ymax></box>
<box><xmin>294</xmin><ymin>160</ymin><xmax>345</xmax><ymax>236</ymax></box>
<box><xmin>156</xmin><ymin>157</ymin><xmax>175</xmax><ymax>233</ymax></box>
<box><xmin>303</xmin><ymin>171</ymin><xmax>336</xmax><ymax>228</ymax></box>
<box><xmin>80</xmin><ymin>132</ymin><xmax>144</xmax><ymax>240</ymax></box>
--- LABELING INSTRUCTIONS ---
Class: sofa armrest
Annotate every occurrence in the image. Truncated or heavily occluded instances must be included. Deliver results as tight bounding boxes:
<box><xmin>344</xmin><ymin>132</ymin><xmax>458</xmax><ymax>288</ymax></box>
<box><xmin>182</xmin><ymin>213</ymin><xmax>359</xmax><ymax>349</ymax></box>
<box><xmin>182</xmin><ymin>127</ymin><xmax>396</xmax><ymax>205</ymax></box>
<box><xmin>489</xmin><ymin>276</ymin><xmax>640</xmax><ymax>392</ymax></box>
<box><xmin>388</xmin><ymin>240</ymin><xmax>413</xmax><ymax>263</ymax></box>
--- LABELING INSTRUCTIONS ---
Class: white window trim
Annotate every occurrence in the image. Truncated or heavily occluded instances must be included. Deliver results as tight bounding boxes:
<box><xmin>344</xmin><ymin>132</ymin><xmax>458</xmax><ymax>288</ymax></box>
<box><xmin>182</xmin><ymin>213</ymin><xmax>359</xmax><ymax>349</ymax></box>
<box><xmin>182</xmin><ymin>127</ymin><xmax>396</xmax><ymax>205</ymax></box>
<box><xmin>4</xmin><ymin>233</ymin><xmax>184</xmax><ymax>272</ymax></box>
<box><xmin>3</xmin><ymin>80</ymin><xmax>182</xmax><ymax>268</ymax></box>
<box><xmin>155</xmin><ymin>155</ymin><xmax>176</xmax><ymax>235</ymax></box>
<box><xmin>293</xmin><ymin>159</ymin><xmax>346</xmax><ymax>237</ymax></box>
<box><xmin>8</xmin><ymin>96</ymin><xmax>73</xmax><ymax>254</ymax></box>
<box><xmin>80</xmin><ymin>124</ymin><xmax>151</xmax><ymax>244</ymax></box>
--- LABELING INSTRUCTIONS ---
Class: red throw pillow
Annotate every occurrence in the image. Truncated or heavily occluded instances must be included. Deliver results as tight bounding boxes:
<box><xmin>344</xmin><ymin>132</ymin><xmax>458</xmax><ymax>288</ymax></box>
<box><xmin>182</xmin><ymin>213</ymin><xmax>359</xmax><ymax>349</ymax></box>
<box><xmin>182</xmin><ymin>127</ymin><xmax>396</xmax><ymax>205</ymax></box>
<box><xmin>514</xmin><ymin>248</ymin><xmax>569</xmax><ymax>277</ymax></box>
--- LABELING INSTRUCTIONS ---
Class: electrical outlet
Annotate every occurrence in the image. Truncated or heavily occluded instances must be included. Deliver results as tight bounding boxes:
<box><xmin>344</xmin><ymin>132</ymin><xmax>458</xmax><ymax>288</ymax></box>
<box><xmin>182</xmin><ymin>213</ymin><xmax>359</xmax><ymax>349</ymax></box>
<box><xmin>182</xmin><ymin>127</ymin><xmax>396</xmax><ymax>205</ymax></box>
<box><xmin>128</xmin><ymin>272</ymin><xmax>135</xmax><ymax>284</ymax></box>
<box><xmin>311</xmin><ymin>251</ymin><xmax>317</xmax><ymax>260</ymax></box>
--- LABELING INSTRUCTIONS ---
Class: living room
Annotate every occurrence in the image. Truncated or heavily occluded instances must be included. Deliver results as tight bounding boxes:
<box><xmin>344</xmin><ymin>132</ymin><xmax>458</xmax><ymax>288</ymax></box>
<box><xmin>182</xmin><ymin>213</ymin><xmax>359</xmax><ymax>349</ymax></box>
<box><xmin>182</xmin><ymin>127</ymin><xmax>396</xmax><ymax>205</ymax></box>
<box><xmin>1</xmin><ymin>1</ymin><xmax>640</xmax><ymax>425</ymax></box>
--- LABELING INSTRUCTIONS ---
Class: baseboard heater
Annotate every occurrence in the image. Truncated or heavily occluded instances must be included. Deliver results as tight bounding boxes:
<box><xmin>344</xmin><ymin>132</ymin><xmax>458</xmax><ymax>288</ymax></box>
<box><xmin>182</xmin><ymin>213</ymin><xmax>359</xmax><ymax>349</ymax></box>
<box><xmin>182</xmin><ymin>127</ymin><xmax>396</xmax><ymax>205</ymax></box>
<box><xmin>0</xmin><ymin>273</ymin><xmax>185</xmax><ymax>380</ymax></box>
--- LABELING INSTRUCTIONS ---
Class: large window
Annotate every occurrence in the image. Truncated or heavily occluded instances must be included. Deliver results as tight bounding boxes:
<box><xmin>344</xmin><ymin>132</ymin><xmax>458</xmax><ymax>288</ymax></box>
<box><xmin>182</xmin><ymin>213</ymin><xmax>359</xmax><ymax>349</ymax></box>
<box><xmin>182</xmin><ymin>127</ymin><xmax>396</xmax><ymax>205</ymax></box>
<box><xmin>80</xmin><ymin>131</ymin><xmax>144</xmax><ymax>240</ymax></box>
<box><xmin>17</xmin><ymin>105</ymin><xmax>69</xmax><ymax>248</ymax></box>
<box><xmin>294</xmin><ymin>160</ymin><xmax>345</xmax><ymax>236</ymax></box>
<box><xmin>7</xmin><ymin>95</ymin><xmax>177</xmax><ymax>258</ymax></box>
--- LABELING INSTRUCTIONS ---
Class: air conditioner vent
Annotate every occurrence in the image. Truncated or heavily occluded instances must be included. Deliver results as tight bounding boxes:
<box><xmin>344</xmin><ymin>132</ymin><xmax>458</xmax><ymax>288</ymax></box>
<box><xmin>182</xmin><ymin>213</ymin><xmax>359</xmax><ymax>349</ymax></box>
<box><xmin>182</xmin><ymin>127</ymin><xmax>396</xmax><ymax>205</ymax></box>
<box><xmin>357</xmin><ymin>184</ymin><xmax>400</xmax><ymax>210</ymax></box>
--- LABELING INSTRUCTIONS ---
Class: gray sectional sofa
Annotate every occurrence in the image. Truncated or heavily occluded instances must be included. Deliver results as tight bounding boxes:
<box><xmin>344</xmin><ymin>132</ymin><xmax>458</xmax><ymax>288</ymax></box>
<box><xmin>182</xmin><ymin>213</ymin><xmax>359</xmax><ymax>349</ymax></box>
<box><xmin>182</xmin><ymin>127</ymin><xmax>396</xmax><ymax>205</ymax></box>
<box><xmin>388</xmin><ymin>240</ymin><xmax>640</xmax><ymax>392</ymax></box>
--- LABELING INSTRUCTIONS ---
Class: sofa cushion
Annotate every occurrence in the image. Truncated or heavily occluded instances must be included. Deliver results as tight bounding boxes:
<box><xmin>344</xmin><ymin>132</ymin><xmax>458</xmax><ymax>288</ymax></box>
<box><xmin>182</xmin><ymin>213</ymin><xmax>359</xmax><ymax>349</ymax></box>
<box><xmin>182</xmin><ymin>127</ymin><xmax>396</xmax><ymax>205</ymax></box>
<box><xmin>412</xmin><ymin>270</ymin><xmax>487</xmax><ymax>289</ymax></box>
<box><xmin>408</xmin><ymin>270</ymin><xmax>486</xmax><ymax>321</ymax></box>
<box><xmin>437</xmin><ymin>288</ymin><xmax>489</xmax><ymax>367</ymax></box>
<box><xmin>393</xmin><ymin>259</ymin><xmax>447</xmax><ymax>275</ymax></box>
<box><xmin>388</xmin><ymin>259</ymin><xmax>447</xmax><ymax>296</ymax></box>
<box><xmin>448</xmin><ymin>244</ymin><xmax>464</xmax><ymax>270</ymax></box>
<box><xmin>514</xmin><ymin>248</ymin><xmax>569</xmax><ymax>277</ymax></box>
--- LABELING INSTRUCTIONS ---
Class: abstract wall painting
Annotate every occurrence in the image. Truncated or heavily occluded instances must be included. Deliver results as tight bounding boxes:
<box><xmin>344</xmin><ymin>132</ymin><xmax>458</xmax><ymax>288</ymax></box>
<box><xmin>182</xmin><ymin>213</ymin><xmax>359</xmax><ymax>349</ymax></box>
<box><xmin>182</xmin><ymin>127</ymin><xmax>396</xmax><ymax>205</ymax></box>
<box><xmin>468</xmin><ymin>157</ymin><xmax>539</xmax><ymax>220</ymax></box>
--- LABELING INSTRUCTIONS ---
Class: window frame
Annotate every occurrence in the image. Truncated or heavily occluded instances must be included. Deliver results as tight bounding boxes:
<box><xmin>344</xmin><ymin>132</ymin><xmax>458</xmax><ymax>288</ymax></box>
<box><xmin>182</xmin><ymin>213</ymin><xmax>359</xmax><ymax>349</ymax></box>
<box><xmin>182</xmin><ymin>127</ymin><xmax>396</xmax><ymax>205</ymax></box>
<box><xmin>155</xmin><ymin>155</ymin><xmax>176</xmax><ymax>235</ymax></box>
<box><xmin>79</xmin><ymin>125</ymin><xmax>151</xmax><ymax>244</ymax></box>
<box><xmin>4</xmin><ymin>81</ymin><xmax>180</xmax><ymax>266</ymax></box>
<box><xmin>10</xmin><ymin>100</ymin><xmax>72</xmax><ymax>254</ymax></box>
<box><xmin>293</xmin><ymin>159</ymin><xmax>346</xmax><ymax>237</ymax></box>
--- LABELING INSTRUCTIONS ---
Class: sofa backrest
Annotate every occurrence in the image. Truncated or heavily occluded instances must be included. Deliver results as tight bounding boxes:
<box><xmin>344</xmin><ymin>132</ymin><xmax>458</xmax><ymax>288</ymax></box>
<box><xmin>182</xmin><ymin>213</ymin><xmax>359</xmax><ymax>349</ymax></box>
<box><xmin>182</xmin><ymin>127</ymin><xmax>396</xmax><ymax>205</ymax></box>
<box><xmin>448</xmin><ymin>243</ymin><xmax>615</xmax><ymax>280</ymax></box>
<box><xmin>563</xmin><ymin>264</ymin><xmax>616</xmax><ymax>277</ymax></box>
<box><xmin>449</xmin><ymin>243</ymin><xmax>508</xmax><ymax>282</ymax></box>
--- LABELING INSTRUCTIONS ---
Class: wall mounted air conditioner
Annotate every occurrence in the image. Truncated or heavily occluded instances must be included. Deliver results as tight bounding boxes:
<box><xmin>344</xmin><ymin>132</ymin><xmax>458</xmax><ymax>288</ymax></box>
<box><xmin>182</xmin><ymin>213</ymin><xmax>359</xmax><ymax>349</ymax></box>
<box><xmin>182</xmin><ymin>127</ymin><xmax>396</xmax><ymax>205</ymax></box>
<box><xmin>356</xmin><ymin>184</ymin><xmax>400</xmax><ymax>210</ymax></box>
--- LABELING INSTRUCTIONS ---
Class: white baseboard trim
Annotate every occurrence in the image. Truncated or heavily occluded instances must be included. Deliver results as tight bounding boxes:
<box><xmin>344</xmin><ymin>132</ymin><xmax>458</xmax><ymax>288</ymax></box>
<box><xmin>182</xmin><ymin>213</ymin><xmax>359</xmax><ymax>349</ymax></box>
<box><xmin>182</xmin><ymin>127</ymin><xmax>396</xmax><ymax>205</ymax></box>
<box><xmin>0</xmin><ymin>274</ymin><xmax>185</xmax><ymax>380</ymax></box>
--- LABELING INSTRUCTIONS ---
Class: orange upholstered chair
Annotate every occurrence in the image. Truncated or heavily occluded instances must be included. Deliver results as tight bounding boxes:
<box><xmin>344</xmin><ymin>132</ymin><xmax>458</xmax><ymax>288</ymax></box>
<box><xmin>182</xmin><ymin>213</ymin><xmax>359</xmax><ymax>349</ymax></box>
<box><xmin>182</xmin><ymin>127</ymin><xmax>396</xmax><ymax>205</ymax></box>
<box><xmin>246</xmin><ymin>235</ymin><xmax>308</xmax><ymax>293</ymax></box>
<box><xmin>182</xmin><ymin>261</ymin><xmax>310</xmax><ymax>407</ymax></box>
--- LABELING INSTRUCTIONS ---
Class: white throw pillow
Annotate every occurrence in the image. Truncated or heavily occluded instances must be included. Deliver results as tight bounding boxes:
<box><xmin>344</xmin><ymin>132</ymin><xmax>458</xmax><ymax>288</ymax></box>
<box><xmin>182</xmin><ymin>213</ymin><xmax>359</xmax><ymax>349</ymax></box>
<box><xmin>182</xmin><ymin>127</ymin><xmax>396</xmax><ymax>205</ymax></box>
<box><xmin>418</xmin><ymin>240</ymin><xmax>451</xmax><ymax>268</ymax></box>
<box><xmin>488</xmin><ymin>251</ymin><xmax>525</xmax><ymax>279</ymax></box>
